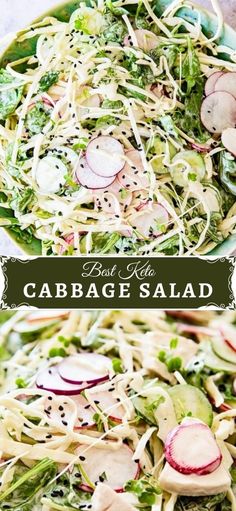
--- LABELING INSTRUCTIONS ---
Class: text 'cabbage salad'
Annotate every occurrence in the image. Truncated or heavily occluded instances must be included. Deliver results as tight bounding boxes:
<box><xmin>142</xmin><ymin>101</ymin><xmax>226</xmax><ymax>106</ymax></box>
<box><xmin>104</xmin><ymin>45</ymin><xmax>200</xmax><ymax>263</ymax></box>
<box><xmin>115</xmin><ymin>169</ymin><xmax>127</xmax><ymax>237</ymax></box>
<box><xmin>0</xmin><ymin>309</ymin><xmax>235</xmax><ymax>510</ymax></box>
<box><xmin>2</xmin><ymin>0</ymin><xmax>236</xmax><ymax>255</ymax></box>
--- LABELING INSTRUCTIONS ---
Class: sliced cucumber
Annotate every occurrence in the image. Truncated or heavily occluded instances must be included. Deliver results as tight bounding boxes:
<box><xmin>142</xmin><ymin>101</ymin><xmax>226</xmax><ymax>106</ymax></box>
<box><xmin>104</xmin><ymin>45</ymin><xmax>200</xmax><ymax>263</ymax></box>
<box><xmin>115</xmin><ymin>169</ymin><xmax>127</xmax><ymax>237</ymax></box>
<box><xmin>212</xmin><ymin>336</ymin><xmax>236</xmax><ymax>364</ymax></box>
<box><xmin>132</xmin><ymin>380</ymin><xmax>168</xmax><ymax>425</ymax></box>
<box><xmin>202</xmin><ymin>342</ymin><xmax>236</xmax><ymax>374</ymax></box>
<box><xmin>171</xmin><ymin>150</ymin><xmax>205</xmax><ymax>187</ymax></box>
<box><xmin>150</xmin><ymin>138</ymin><xmax>176</xmax><ymax>175</ymax></box>
<box><xmin>168</xmin><ymin>384</ymin><xmax>213</xmax><ymax>426</ymax></box>
<box><xmin>132</xmin><ymin>395</ymin><xmax>156</xmax><ymax>425</ymax></box>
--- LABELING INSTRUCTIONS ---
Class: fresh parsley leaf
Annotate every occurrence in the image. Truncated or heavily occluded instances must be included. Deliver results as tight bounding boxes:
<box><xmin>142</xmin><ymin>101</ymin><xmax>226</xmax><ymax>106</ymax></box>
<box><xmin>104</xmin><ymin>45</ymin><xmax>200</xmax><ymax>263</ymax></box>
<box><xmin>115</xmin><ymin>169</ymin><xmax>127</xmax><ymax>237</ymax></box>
<box><xmin>25</xmin><ymin>101</ymin><xmax>50</xmax><ymax>135</ymax></box>
<box><xmin>0</xmin><ymin>69</ymin><xmax>23</xmax><ymax>120</ymax></box>
<box><xmin>15</xmin><ymin>377</ymin><xmax>27</xmax><ymax>388</ymax></box>
<box><xmin>38</xmin><ymin>71</ymin><xmax>59</xmax><ymax>92</ymax></box>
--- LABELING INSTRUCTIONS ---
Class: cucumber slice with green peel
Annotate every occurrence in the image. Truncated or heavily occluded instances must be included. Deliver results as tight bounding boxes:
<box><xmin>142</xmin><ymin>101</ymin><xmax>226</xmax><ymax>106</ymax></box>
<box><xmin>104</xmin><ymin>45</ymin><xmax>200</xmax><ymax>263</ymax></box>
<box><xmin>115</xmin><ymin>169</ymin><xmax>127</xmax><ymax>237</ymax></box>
<box><xmin>202</xmin><ymin>342</ymin><xmax>236</xmax><ymax>374</ymax></box>
<box><xmin>132</xmin><ymin>395</ymin><xmax>156</xmax><ymax>425</ymax></box>
<box><xmin>170</xmin><ymin>150</ymin><xmax>206</xmax><ymax>187</ymax></box>
<box><xmin>168</xmin><ymin>384</ymin><xmax>213</xmax><ymax>426</ymax></box>
<box><xmin>150</xmin><ymin>138</ymin><xmax>176</xmax><ymax>174</ymax></box>
<box><xmin>212</xmin><ymin>336</ymin><xmax>236</xmax><ymax>364</ymax></box>
<box><xmin>132</xmin><ymin>381</ymin><xmax>169</xmax><ymax>425</ymax></box>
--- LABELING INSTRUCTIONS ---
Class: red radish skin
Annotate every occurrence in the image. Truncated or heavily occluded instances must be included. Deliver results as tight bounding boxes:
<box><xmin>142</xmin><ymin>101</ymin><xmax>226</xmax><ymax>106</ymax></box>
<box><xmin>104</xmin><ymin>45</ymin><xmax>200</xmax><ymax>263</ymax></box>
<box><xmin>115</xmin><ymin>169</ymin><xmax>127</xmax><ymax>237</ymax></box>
<box><xmin>86</xmin><ymin>136</ymin><xmax>125</xmax><ymax>178</ymax></box>
<box><xmin>220</xmin><ymin>324</ymin><xmax>236</xmax><ymax>353</ymax></box>
<box><xmin>36</xmin><ymin>366</ymin><xmax>93</xmax><ymax>395</ymax></box>
<box><xmin>76</xmin><ymin>157</ymin><xmax>115</xmax><ymax>190</ymax></box>
<box><xmin>165</xmin><ymin>421</ymin><xmax>222</xmax><ymax>476</ymax></box>
<box><xmin>191</xmin><ymin>142</ymin><xmax>210</xmax><ymax>154</ymax></box>
<box><xmin>76</xmin><ymin>444</ymin><xmax>140</xmax><ymax>492</ymax></box>
<box><xmin>204</xmin><ymin>71</ymin><xmax>224</xmax><ymax>96</ymax></box>
<box><xmin>219</xmin><ymin>403</ymin><xmax>232</xmax><ymax>413</ymax></box>
<box><xmin>58</xmin><ymin>354</ymin><xmax>112</xmax><ymax>385</ymax></box>
<box><xmin>215</xmin><ymin>72</ymin><xmax>236</xmax><ymax>99</ymax></box>
<box><xmin>117</xmin><ymin>149</ymin><xmax>149</xmax><ymax>192</ymax></box>
<box><xmin>27</xmin><ymin>311</ymin><xmax>68</xmax><ymax>323</ymax></box>
<box><xmin>225</xmin><ymin>339</ymin><xmax>236</xmax><ymax>353</ymax></box>
<box><xmin>201</xmin><ymin>91</ymin><xmax>236</xmax><ymax>134</ymax></box>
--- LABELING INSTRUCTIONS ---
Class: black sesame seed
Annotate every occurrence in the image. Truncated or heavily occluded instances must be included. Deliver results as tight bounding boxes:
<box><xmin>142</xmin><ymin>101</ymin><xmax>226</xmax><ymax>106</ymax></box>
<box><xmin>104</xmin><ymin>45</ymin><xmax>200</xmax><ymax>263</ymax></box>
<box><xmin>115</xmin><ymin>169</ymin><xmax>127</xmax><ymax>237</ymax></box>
<box><xmin>62</xmin><ymin>420</ymin><xmax>68</xmax><ymax>426</ymax></box>
<box><xmin>79</xmin><ymin>455</ymin><xmax>86</xmax><ymax>461</ymax></box>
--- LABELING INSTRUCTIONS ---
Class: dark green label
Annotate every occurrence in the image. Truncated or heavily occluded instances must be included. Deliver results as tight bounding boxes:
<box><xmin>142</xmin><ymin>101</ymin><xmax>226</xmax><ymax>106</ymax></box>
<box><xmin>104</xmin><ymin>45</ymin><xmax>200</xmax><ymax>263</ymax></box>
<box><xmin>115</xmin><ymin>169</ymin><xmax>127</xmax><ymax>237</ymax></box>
<box><xmin>0</xmin><ymin>257</ymin><xmax>234</xmax><ymax>309</ymax></box>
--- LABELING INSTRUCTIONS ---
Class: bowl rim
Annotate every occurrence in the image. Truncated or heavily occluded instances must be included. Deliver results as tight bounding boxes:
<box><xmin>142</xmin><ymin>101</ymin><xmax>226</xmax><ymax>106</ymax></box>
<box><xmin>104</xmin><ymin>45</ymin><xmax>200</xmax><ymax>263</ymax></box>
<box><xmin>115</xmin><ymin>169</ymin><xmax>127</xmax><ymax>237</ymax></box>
<box><xmin>1</xmin><ymin>0</ymin><xmax>236</xmax><ymax>256</ymax></box>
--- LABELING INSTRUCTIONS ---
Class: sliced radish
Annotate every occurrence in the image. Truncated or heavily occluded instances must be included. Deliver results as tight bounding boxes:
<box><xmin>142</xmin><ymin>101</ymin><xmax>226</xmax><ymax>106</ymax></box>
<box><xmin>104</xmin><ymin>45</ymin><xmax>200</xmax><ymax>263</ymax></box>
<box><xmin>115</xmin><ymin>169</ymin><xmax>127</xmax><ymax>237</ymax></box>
<box><xmin>76</xmin><ymin>444</ymin><xmax>139</xmax><ymax>491</ymax></box>
<box><xmin>58</xmin><ymin>354</ymin><xmax>112</xmax><ymax>385</ymax></box>
<box><xmin>90</xmin><ymin>390</ymin><xmax>125</xmax><ymax>422</ymax></box>
<box><xmin>36</xmin><ymin>156</ymin><xmax>67</xmax><ymax>194</ymax></box>
<box><xmin>36</xmin><ymin>366</ymin><xmax>92</xmax><ymax>395</ymax></box>
<box><xmin>233</xmin><ymin>379</ymin><xmax>236</xmax><ymax>395</ymax></box>
<box><xmin>131</xmin><ymin>203</ymin><xmax>169</xmax><ymax>238</ymax></box>
<box><xmin>221</xmin><ymin>128</ymin><xmax>236</xmax><ymax>157</ymax></box>
<box><xmin>117</xmin><ymin>150</ymin><xmax>149</xmax><ymax>191</ymax></box>
<box><xmin>27</xmin><ymin>311</ymin><xmax>68</xmax><ymax>323</ymax></box>
<box><xmin>215</xmin><ymin>72</ymin><xmax>236</xmax><ymax>99</ymax></box>
<box><xmin>165</xmin><ymin>420</ymin><xmax>222</xmax><ymax>476</ymax></box>
<box><xmin>73</xmin><ymin>395</ymin><xmax>96</xmax><ymax>429</ymax></box>
<box><xmin>219</xmin><ymin>402</ymin><xmax>232</xmax><ymax>412</ymax></box>
<box><xmin>43</xmin><ymin>394</ymin><xmax>95</xmax><ymax>429</ymax></box>
<box><xmin>86</xmin><ymin>136</ymin><xmax>125</xmax><ymax>178</ymax></box>
<box><xmin>204</xmin><ymin>72</ymin><xmax>224</xmax><ymax>96</ymax></box>
<box><xmin>201</xmin><ymin>91</ymin><xmax>236</xmax><ymax>134</ymax></box>
<box><xmin>220</xmin><ymin>324</ymin><xmax>236</xmax><ymax>353</ymax></box>
<box><xmin>94</xmin><ymin>179</ymin><xmax>132</xmax><ymax>214</ymax></box>
<box><xmin>191</xmin><ymin>142</ymin><xmax>210</xmax><ymax>153</ymax></box>
<box><xmin>124</xmin><ymin>29</ymin><xmax>158</xmax><ymax>51</ymax></box>
<box><xmin>76</xmin><ymin>158</ymin><xmax>115</xmax><ymax>189</ymax></box>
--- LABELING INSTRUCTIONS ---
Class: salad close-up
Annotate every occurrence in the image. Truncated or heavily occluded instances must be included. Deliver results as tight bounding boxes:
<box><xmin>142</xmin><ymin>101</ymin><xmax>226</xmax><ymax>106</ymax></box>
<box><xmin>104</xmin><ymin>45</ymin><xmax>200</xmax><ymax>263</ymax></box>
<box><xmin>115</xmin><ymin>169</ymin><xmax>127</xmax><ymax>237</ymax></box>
<box><xmin>0</xmin><ymin>309</ymin><xmax>235</xmax><ymax>510</ymax></box>
<box><xmin>2</xmin><ymin>0</ymin><xmax>236</xmax><ymax>255</ymax></box>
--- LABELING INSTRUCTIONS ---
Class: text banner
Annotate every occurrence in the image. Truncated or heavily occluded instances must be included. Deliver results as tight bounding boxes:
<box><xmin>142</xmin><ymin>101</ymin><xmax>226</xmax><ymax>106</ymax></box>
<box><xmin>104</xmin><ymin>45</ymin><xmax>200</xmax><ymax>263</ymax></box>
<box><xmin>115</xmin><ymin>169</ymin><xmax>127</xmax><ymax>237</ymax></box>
<box><xmin>0</xmin><ymin>256</ymin><xmax>235</xmax><ymax>309</ymax></box>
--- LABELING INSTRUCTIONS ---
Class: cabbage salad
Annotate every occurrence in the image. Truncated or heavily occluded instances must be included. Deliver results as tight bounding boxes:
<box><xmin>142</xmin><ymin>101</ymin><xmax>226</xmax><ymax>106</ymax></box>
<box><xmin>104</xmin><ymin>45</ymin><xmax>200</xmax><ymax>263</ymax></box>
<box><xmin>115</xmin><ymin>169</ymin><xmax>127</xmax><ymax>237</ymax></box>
<box><xmin>1</xmin><ymin>0</ymin><xmax>236</xmax><ymax>255</ymax></box>
<box><xmin>0</xmin><ymin>309</ymin><xmax>235</xmax><ymax>510</ymax></box>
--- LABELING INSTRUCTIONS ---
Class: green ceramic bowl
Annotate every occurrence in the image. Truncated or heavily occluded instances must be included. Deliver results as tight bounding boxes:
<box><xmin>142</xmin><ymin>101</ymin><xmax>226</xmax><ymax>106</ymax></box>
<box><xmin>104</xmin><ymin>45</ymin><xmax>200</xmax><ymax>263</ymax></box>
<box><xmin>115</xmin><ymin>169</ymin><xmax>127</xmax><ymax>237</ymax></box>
<box><xmin>1</xmin><ymin>0</ymin><xmax>236</xmax><ymax>256</ymax></box>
